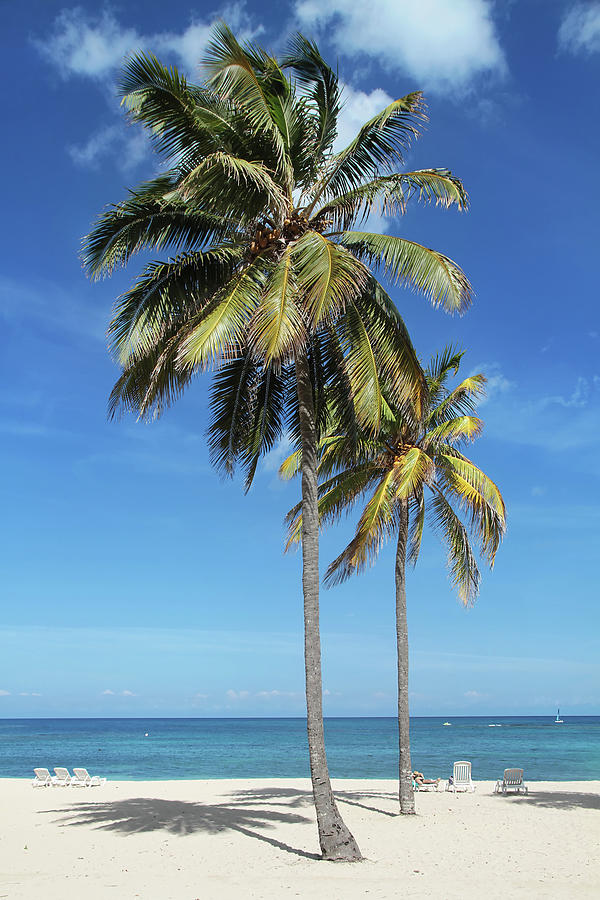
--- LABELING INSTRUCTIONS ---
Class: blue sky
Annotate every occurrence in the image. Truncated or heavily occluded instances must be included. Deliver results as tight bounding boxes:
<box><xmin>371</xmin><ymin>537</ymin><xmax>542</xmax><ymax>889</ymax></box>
<box><xmin>1</xmin><ymin>0</ymin><xmax>599</xmax><ymax>718</ymax></box>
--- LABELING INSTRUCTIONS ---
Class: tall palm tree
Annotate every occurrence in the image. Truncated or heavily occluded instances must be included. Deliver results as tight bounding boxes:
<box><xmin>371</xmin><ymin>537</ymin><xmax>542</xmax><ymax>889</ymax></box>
<box><xmin>281</xmin><ymin>349</ymin><xmax>506</xmax><ymax>814</ymax></box>
<box><xmin>82</xmin><ymin>26</ymin><xmax>472</xmax><ymax>858</ymax></box>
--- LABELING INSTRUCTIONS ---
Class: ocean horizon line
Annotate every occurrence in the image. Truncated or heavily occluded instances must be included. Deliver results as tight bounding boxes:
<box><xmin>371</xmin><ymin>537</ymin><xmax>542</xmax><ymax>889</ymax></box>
<box><xmin>1</xmin><ymin>713</ymin><xmax>598</xmax><ymax>720</ymax></box>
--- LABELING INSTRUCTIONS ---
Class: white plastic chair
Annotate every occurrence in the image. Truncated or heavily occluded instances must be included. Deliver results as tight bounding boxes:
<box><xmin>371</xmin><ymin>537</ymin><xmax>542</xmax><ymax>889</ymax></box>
<box><xmin>494</xmin><ymin>768</ymin><xmax>528</xmax><ymax>794</ymax></box>
<box><xmin>53</xmin><ymin>767</ymin><xmax>72</xmax><ymax>786</ymax></box>
<box><xmin>32</xmin><ymin>767</ymin><xmax>53</xmax><ymax>787</ymax></box>
<box><xmin>72</xmin><ymin>767</ymin><xmax>106</xmax><ymax>787</ymax></box>
<box><xmin>447</xmin><ymin>760</ymin><xmax>475</xmax><ymax>792</ymax></box>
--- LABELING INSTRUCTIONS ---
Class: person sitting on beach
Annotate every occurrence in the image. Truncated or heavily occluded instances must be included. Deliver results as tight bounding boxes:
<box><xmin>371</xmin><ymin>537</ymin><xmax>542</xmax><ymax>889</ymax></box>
<box><xmin>413</xmin><ymin>770</ymin><xmax>441</xmax><ymax>788</ymax></box>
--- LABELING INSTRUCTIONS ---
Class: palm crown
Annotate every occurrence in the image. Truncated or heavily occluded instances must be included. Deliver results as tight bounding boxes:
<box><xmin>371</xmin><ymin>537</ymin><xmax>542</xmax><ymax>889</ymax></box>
<box><xmin>83</xmin><ymin>26</ymin><xmax>472</xmax><ymax>478</ymax></box>
<box><xmin>282</xmin><ymin>348</ymin><xmax>506</xmax><ymax>604</ymax></box>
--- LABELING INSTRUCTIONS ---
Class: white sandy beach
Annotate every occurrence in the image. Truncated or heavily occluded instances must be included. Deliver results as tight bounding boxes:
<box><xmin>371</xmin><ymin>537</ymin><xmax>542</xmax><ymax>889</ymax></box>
<box><xmin>1</xmin><ymin>777</ymin><xmax>598</xmax><ymax>899</ymax></box>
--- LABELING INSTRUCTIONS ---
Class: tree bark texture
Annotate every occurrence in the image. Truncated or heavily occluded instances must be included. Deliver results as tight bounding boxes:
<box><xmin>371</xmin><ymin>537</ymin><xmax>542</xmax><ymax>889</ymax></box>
<box><xmin>396</xmin><ymin>499</ymin><xmax>415</xmax><ymax>814</ymax></box>
<box><xmin>295</xmin><ymin>352</ymin><xmax>363</xmax><ymax>861</ymax></box>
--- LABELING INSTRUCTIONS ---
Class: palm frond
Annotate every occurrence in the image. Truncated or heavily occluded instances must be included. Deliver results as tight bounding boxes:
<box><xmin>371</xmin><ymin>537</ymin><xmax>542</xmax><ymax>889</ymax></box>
<box><xmin>424</xmin><ymin>415</ymin><xmax>484</xmax><ymax>449</ymax></box>
<box><xmin>242</xmin><ymin>363</ymin><xmax>288</xmax><ymax>491</ymax></box>
<box><xmin>392</xmin><ymin>447</ymin><xmax>435</xmax><ymax>499</ymax></box>
<box><xmin>282</xmin><ymin>34</ymin><xmax>341</xmax><ymax>166</ymax></box>
<box><xmin>109</xmin><ymin>246</ymin><xmax>245</xmax><ymax>364</ymax></box>
<box><xmin>168</xmin><ymin>151</ymin><xmax>287</xmax><ymax>221</ymax></box>
<box><xmin>323</xmin><ymin>469</ymin><xmax>400</xmax><ymax>584</ymax></box>
<box><xmin>202</xmin><ymin>23</ymin><xmax>287</xmax><ymax>170</ymax></box>
<box><xmin>82</xmin><ymin>179</ymin><xmax>237</xmax><ymax>279</ymax></box>
<box><xmin>338</xmin><ymin>232</ymin><xmax>473</xmax><ymax>314</ymax></box>
<box><xmin>292</xmin><ymin>231</ymin><xmax>367</xmax><ymax>327</ymax></box>
<box><xmin>438</xmin><ymin>452</ymin><xmax>506</xmax><ymax>564</ymax></box>
<box><xmin>309</xmin><ymin>92</ymin><xmax>426</xmax><ymax>210</ymax></box>
<box><xmin>313</xmin><ymin>169</ymin><xmax>467</xmax><ymax>232</ymax></box>
<box><xmin>247</xmin><ymin>248</ymin><xmax>306</xmax><ymax>364</ymax></box>
<box><xmin>207</xmin><ymin>351</ymin><xmax>257</xmax><ymax>476</ymax></box>
<box><xmin>430</xmin><ymin>373</ymin><xmax>487</xmax><ymax>422</ymax></box>
<box><xmin>428</xmin><ymin>489</ymin><xmax>481</xmax><ymax>606</ymax></box>
<box><xmin>178</xmin><ymin>259</ymin><xmax>268</xmax><ymax>369</ymax></box>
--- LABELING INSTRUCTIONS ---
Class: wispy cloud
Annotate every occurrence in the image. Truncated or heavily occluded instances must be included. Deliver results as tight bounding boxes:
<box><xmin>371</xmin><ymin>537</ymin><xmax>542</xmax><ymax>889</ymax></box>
<box><xmin>295</xmin><ymin>0</ymin><xmax>506</xmax><ymax>94</ymax></box>
<box><xmin>473</xmin><ymin>362</ymin><xmax>515</xmax><ymax>405</ymax></box>
<box><xmin>559</xmin><ymin>3</ymin><xmax>600</xmax><ymax>55</ymax></box>
<box><xmin>35</xmin><ymin>3</ymin><xmax>261</xmax><ymax>81</ymax></box>
<box><xmin>69</xmin><ymin>124</ymin><xmax>149</xmax><ymax>172</ymax></box>
<box><xmin>0</xmin><ymin>690</ymin><xmax>10</xmax><ymax>697</ymax></box>
<box><xmin>482</xmin><ymin>373</ymin><xmax>600</xmax><ymax>453</ymax></box>
<box><xmin>226</xmin><ymin>689</ymin><xmax>250</xmax><ymax>701</ymax></box>
<box><xmin>101</xmin><ymin>689</ymin><xmax>115</xmax><ymax>695</ymax></box>
<box><xmin>536</xmin><ymin>375</ymin><xmax>600</xmax><ymax>411</ymax></box>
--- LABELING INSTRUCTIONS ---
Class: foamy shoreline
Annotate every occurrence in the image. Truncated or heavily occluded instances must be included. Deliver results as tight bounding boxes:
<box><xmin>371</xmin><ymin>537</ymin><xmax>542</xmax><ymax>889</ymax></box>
<box><xmin>1</xmin><ymin>777</ymin><xmax>598</xmax><ymax>898</ymax></box>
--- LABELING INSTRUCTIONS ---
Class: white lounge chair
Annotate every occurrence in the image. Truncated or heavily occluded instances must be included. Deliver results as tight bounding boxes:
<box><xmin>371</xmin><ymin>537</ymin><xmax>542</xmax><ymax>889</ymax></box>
<box><xmin>53</xmin><ymin>767</ymin><xmax>72</xmax><ymax>786</ymax></box>
<box><xmin>447</xmin><ymin>760</ymin><xmax>475</xmax><ymax>792</ymax></box>
<box><xmin>72</xmin><ymin>767</ymin><xmax>106</xmax><ymax>787</ymax></box>
<box><xmin>32</xmin><ymin>768</ymin><xmax>53</xmax><ymax>787</ymax></box>
<box><xmin>494</xmin><ymin>768</ymin><xmax>528</xmax><ymax>794</ymax></box>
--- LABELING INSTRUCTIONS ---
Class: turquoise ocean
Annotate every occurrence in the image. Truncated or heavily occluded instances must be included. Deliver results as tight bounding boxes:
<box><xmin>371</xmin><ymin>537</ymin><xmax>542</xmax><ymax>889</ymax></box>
<box><xmin>1</xmin><ymin>717</ymin><xmax>599</xmax><ymax>781</ymax></box>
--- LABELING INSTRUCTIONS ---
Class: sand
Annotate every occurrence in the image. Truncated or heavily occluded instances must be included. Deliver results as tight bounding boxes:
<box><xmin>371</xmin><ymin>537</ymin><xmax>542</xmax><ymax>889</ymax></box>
<box><xmin>1</xmin><ymin>777</ymin><xmax>598</xmax><ymax>899</ymax></box>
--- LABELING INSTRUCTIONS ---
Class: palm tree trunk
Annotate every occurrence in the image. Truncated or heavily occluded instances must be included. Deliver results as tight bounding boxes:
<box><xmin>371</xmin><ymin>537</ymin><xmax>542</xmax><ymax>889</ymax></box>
<box><xmin>396</xmin><ymin>498</ymin><xmax>415</xmax><ymax>814</ymax></box>
<box><xmin>295</xmin><ymin>351</ymin><xmax>362</xmax><ymax>861</ymax></box>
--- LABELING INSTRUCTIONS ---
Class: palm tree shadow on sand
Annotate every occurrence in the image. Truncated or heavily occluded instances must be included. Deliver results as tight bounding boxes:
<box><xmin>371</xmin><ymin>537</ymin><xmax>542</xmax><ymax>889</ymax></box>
<box><xmin>493</xmin><ymin>790</ymin><xmax>600</xmax><ymax>811</ymax></box>
<box><xmin>229</xmin><ymin>786</ymin><xmax>398</xmax><ymax>818</ymax></box>
<box><xmin>43</xmin><ymin>796</ymin><xmax>321</xmax><ymax>860</ymax></box>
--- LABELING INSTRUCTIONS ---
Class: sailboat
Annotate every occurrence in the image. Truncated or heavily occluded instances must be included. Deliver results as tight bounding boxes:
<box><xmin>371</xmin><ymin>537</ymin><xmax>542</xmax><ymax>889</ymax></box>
<box><xmin>555</xmin><ymin>708</ymin><xmax>563</xmax><ymax>724</ymax></box>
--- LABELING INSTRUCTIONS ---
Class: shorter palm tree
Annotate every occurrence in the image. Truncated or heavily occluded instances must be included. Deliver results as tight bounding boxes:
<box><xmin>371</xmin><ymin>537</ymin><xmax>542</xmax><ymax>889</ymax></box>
<box><xmin>281</xmin><ymin>348</ymin><xmax>506</xmax><ymax>813</ymax></box>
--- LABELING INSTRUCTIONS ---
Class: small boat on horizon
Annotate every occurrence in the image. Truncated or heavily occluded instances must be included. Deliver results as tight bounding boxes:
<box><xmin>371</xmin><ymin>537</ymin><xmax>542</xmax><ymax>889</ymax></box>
<box><xmin>555</xmin><ymin>708</ymin><xmax>564</xmax><ymax>724</ymax></box>
<box><xmin>443</xmin><ymin>722</ymin><xmax>451</xmax><ymax>726</ymax></box>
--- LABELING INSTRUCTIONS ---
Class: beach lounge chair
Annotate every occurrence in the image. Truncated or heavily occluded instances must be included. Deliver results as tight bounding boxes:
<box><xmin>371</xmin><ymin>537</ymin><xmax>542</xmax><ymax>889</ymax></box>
<box><xmin>494</xmin><ymin>768</ymin><xmax>528</xmax><ymax>794</ymax></box>
<box><xmin>32</xmin><ymin>768</ymin><xmax>53</xmax><ymax>787</ymax></box>
<box><xmin>53</xmin><ymin>767</ymin><xmax>72</xmax><ymax>786</ymax></box>
<box><xmin>446</xmin><ymin>760</ymin><xmax>475</xmax><ymax>792</ymax></box>
<box><xmin>71</xmin><ymin>767</ymin><xmax>106</xmax><ymax>787</ymax></box>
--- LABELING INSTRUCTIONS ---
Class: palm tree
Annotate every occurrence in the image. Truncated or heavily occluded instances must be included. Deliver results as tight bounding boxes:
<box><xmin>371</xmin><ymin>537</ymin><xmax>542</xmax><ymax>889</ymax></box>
<box><xmin>82</xmin><ymin>26</ymin><xmax>472</xmax><ymax>858</ymax></box>
<box><xmin>281</xmin><ymin>349</ymin><xmax>506</xmax><ymax>814</ymax></box>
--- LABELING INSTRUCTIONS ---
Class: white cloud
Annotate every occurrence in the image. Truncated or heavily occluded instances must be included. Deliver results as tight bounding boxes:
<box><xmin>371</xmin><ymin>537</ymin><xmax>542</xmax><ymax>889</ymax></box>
<box><xmin>538</xmin><ymin>375</ymin><xmax>599</xmax><ymax>411</ymax></box>
<box><xmin>101</xmin><ymin>689</ymin><xmax>115</xmax><ymax>695</ymax></box>
<box><xmin>464</xmin><ymin>689</ymin><xmax>485</xmax><ymax>699</ymax></box>
<box><xmin>226</xmin><ymin>689</ymin><xmax>250</xmax><ymax>700</ymax></box>
<box><xmin>69</xmin><ymin>125</ymin><xmax>150</xmax><ymax>171</ymax></box>
<box><xmin>121</xmin><ymin>689</ymin><xmax>136</xmax><ymax>696</ymax></box>
<box><xmin>559</xmin><ymin>3</ymin><xmax>600</xmax><ymax>55</ymax></box>
<box><xmin>335</xmin><ymin>84</ymin><xmax>394</xmax><ymax>151</ymax></box>
<box><xmin>35</xmin><ymin>8</ymin><xmax>140</xmax><ymax>78</ymax></box>
<box><xmin>0</xmin><ymin>689</ymin><xmax>10</xmax><ymax>696</ymax></box>
<box><xmin>36</xmin><ymin>4</ymin><xmax>261</xmax><ymax>81</ymax></box>
<box><xmin>255</xmin><ymin>689</ymin><xmax>300</xmax><ymax>699</ymax></box>
<box><xmin>295</xmin><ymin>0</ymin><xmax>506</xmax><ymax>93</ymax></box>
<box><xmin>470</xmin><ymin>362</ymin><xmax>515</xmax><ymax>405</ymax></box>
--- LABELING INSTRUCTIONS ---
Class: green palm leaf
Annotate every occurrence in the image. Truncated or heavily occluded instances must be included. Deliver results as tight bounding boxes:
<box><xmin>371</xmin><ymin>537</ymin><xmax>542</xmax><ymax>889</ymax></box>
<box><xmin>179</xmin><ymin>260</ymin><xmax>268</xmax><ymax>369</ymax></box>
<box><xmin>247</xmin><ymin>248</ymin><xmax>305</xmax><ymax>364</ymax></box>
<box><xmin>338</xmin><ymin>232</ymin><xmax>473</xmax><ymax>314</ymax></box>
<box><xmin>309</xmin><ymin>93</ymin><xmax>426</xmax><ymax>210</ymax></box>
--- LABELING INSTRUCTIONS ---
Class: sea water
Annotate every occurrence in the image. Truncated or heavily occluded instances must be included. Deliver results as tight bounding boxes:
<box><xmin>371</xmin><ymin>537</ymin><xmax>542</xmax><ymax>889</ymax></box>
<box><xmin>1</xmin><ymin>717</ymin><xmax>598</xmax><ymax>781</ymax></box>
